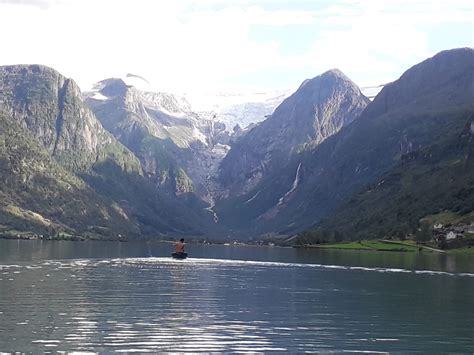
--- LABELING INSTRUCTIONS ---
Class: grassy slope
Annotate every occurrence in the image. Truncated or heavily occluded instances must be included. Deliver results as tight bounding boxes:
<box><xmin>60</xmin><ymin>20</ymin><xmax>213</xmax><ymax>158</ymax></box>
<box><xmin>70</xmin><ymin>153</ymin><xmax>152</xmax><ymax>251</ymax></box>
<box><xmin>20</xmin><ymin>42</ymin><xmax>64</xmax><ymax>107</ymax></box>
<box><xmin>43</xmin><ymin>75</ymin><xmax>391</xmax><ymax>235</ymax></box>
<box><xmin>315</xmin><ymin>240</ymin><xmax>421</xmax><ymax>252</ymax></box>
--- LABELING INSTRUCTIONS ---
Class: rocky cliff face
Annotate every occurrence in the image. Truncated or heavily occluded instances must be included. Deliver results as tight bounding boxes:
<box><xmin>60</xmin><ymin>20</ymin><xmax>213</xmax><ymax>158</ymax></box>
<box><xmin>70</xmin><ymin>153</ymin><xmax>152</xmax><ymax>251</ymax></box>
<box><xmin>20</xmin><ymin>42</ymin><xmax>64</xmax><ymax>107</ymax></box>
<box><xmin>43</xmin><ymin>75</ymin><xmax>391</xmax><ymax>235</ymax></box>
<box><xmin>0</xmin><ymin>65</ymin><xmax>212</xmax><ymax>239</ymax></box>
<box><xmin>85</xmin><ymin>78</ymin><xmax>230</xmax><ymax>203</ymax></box>
<box><xmin>0</xmin><ymin>65</ymin><xmax>140</xmax><ymax>173</ymax></box>
<box><xmin>0</xmin><ymin>111</ymin><xmax>142</xmax><ymax>238</ymax></box>
<box><xmin>218</xmin><ymin>69</ymin><xmax>369</xmax><ymax>195</ymax></box>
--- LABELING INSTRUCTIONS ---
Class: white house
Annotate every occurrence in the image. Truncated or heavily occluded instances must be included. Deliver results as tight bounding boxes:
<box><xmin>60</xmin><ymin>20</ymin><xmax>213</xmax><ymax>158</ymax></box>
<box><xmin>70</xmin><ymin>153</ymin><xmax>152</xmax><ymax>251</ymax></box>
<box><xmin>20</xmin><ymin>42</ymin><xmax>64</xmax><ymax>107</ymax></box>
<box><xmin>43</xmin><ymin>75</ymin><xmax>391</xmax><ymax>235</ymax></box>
<box><xmin>446</xmin><ymin>231</ymin><xmax>457</xmax><ymax>240</ymax></box>
<box><xmin>433</xmin><ymin>223</ymin><xmax>443</xmax><ymax>230</ymax></box>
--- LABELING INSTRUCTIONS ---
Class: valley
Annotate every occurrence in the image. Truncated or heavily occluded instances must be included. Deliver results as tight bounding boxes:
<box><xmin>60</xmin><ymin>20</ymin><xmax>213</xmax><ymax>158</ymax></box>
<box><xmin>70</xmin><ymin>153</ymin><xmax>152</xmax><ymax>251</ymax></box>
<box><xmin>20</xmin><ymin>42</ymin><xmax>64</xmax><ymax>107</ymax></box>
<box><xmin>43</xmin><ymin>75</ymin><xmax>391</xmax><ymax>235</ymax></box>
<box><xmin>0</xmin><ymin>48</ymin><xmax>473</xmax><ymax>245</ymax></box>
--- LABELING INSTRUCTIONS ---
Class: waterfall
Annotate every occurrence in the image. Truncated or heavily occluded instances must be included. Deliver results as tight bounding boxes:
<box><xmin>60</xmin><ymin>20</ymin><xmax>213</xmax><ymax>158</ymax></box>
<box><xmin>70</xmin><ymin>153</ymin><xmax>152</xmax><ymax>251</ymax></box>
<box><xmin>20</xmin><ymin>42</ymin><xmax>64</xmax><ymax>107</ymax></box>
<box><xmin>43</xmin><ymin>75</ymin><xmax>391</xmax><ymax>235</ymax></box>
<box><xmin>277</xmin><ymin>162</ymin><xmax>302</xmax><ymax>206</ymax></box>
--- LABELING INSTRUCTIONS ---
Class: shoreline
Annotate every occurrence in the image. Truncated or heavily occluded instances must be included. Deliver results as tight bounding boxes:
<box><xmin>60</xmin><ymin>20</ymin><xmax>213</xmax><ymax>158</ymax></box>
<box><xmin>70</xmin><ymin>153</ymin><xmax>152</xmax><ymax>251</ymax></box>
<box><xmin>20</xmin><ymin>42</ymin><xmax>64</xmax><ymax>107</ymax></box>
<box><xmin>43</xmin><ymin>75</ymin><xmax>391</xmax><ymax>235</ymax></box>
<box><xmin>1</xmin><ymin>235</ymin><xmax>473</xmax><ymax>254</ymax></box>
<box><xmin>292</xmin><ymin>240</ymin><xmax>468</xmax><ymax>254</ymax></box>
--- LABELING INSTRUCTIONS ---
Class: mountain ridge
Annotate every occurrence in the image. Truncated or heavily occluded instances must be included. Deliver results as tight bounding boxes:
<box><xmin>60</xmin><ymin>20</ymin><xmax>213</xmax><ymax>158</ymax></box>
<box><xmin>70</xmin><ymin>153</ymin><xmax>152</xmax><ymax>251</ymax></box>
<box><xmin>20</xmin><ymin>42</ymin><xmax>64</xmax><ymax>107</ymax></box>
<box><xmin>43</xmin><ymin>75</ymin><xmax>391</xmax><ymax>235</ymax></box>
<box><xmin>0</xmin><ymin>64</ymin><xmax>213</xmax><ymax>239</ymax></box>
<box><xmin>217</xmin><ymin>68</ymin><xmax>369</xmax><ymax>199</ymax></box>
<box><xmin>1</xmin><ymin>48</ymin><xmax>472</xmax><ymax>241</ymax></box>
<box><xmin>213</xmin><ymin>48</ymin><xmax>474</xmax><ymax>237</ymax></box>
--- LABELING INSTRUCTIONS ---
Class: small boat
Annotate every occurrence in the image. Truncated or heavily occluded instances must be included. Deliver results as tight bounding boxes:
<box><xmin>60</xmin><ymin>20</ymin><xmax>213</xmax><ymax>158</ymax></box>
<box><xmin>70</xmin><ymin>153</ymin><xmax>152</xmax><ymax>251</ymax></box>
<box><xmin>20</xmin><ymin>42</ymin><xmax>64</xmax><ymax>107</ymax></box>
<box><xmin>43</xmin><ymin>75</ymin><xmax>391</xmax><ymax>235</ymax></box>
<box><xmin>171</xmin><ymin>252</ymin><xmax>188</xmax><ymax>259</ymax></box>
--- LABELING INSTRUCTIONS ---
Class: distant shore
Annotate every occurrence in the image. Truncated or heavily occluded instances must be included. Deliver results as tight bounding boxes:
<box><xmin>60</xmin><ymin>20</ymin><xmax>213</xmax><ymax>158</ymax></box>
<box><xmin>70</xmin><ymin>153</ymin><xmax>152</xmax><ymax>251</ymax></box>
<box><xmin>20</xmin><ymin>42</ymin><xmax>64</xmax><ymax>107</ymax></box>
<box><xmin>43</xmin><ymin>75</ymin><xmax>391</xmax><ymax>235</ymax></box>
<box><xmin>2</xmin><ymin>233</ymin><xmax>474</xmax><ymax>254</ymax></box>
<box><xmin>294</xmin><ymin>239</ymin><xmax>474</xmax><ymax>254</ymax></box>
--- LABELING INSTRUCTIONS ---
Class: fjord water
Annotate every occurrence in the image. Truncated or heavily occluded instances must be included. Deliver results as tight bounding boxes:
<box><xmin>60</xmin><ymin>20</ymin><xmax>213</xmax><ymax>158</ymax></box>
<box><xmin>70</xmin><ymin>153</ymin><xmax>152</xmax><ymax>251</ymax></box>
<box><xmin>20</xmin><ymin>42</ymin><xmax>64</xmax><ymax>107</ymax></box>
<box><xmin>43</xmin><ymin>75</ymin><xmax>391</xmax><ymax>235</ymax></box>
<box><xmin>0</xmin><ymin>240</ymin><xmax>473</xmax><ymax>353</ymax></box>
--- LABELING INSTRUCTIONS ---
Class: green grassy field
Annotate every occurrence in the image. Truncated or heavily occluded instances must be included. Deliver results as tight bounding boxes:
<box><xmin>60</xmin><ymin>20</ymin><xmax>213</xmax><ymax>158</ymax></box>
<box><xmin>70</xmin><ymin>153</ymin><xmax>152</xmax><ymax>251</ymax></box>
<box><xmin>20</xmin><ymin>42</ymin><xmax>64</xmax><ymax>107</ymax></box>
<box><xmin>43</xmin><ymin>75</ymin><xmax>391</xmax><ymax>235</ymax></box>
<box><xmin>311</xmin><ymin>239</ymin><xmax>474</xmax><ymax>254</ymax></box>
<box><xmin>316</xmin><ymin>240</ymin><xmax>422</xmax><ymax>252</ymax></box>
<box><xmin>317</xmin><ymin>241</ymin><xmax>373</xmax><ymax>250</ymax></box>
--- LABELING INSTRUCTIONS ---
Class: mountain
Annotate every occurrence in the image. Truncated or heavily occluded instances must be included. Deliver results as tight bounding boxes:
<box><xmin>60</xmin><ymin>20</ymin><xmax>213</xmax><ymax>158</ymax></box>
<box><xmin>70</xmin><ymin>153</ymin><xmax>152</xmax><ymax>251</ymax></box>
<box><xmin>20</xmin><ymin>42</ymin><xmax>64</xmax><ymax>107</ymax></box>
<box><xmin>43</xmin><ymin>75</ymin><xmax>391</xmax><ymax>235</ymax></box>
<box><xmin>313</xmin><ymin>114</ymin><xmax>474</xmax><ymax>240</ymax></box>
<box><xmin>0</xmin><ymin>65</ymin><xmax>210</xmax><ymax>238</ymax></box>
<box><xmin>218</xmin><ymin>69</ymin><xmax>369</xmax><ymax>196</ymax></box>
<box><xmin>84</xmin><ymin>78</ymin><xmax>230</xmax><ymax>204</ymax></box>
<box><xmin>301</xmin><ymin>48</ymin><xmax>474</xmax><ymax>240</ymax></box>
<box><xmin>1</xmin><ymin>49</ymin><xmax>472</xmax><ymax>241</ymax></box>
<box><xmin>216</xmin><ymin>48</ymin><xmax>474</xmax><ymax>238</ymax></box>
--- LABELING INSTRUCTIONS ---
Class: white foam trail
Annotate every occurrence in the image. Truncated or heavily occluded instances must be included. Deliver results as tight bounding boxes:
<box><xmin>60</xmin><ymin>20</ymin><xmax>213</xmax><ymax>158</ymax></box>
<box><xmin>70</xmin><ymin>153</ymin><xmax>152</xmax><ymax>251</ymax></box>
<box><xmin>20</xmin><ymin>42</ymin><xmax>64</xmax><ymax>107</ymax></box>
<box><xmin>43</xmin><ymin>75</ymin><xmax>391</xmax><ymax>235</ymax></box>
<box><xmin>341</xmin><ymin>351</ymin><xmax>389</xmax><ymax>354</ymax></box>
<box><xmin>32</xmin><ymin>340</ymin><xmax>61</xmax><ymax>343</ymax></box>
<box><xmin>112</xmin><ymin>257</ymin><xmax>474</xmax><ymax>278</ymax></box>
<box><xmin>4</xmin><ymin>257</ymin><xmax>473</xmax><ymax>278</ymax></box>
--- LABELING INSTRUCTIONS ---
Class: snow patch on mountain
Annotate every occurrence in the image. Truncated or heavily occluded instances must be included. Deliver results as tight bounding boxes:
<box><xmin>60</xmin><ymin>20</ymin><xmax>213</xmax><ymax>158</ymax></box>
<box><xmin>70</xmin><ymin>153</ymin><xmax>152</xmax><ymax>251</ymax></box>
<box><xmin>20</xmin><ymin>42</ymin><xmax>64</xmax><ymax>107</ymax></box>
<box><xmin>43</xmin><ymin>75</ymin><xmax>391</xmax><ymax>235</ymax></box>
<box><xmin>184</xmin><ymin>90</ymin><xmax>291</xmax><ymax>132</ymax></box>
<box><xmin>90</xmin><ymin>92</ymin><xmax>109</xmax><ymax>101</ymax></box>
<box><xmin>361</xmin><ymin>84</ymin><xmax>385</xmax><ymax>100</ymax></box>
<box><xmin>86</xmin><ymin>72</ymin><xmax>290</xmax><ymax>134</ymax></box>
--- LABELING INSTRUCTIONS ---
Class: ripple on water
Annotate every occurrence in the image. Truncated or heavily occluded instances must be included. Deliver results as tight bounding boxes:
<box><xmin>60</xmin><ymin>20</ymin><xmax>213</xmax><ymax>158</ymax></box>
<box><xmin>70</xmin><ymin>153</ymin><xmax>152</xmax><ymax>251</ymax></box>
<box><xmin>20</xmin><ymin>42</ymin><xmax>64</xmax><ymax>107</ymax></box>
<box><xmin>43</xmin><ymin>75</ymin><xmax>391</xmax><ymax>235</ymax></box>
<box><xmin>2</xmin><ymin>257</ymin><xmax>474</xmax><ymax>278</ymax></box>
<box><xmin>0</xmin><ymin>256</ymin><xmax>473</xmax><ymax>353</ymax></box>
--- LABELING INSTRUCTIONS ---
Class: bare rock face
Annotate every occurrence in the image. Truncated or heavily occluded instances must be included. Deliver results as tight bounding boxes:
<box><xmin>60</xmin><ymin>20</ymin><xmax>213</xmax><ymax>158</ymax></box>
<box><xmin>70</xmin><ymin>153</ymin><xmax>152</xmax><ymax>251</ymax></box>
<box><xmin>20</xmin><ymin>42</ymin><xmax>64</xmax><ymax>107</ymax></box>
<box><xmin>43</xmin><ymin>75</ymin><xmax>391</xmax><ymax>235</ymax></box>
<box><xmin>218</xmin><ymin>69</ymin><xmax>369</xmax><ymax>195</ymax></box>
<box><xmin>0</xmin><ymin>65</ymin><xmax>140</xmax><ymax>173</ymax></box>
<box><xmin>85</xmin><ymin>78</ymin><xmax>231</xmax><ymax>201</ymax></box>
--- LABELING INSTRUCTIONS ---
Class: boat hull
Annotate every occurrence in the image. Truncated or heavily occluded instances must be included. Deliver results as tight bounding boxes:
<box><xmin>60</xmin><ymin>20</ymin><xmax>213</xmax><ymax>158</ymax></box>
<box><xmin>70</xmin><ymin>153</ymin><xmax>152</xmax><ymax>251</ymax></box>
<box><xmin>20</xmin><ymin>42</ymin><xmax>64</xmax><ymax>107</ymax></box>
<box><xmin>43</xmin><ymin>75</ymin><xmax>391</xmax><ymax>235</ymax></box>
<box><xmin>171</xmin><ymin>252</ymin><xmax>188</xmax><ymax>259</ymax></box>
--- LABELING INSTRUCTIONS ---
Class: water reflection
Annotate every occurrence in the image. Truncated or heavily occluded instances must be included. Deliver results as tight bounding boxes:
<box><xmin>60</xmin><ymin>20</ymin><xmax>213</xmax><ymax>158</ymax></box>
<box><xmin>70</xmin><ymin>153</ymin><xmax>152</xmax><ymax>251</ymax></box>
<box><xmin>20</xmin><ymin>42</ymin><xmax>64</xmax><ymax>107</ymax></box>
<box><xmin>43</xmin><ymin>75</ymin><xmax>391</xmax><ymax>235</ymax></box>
<box><xmin>1</xmin><ymin>239</ymin><xmax>474</xmax><ymax>274</ymax></box>
<box><xmin>0</xmin><ymin>257</ymin><xmax>473</xmax><ymax>352</ymax></box>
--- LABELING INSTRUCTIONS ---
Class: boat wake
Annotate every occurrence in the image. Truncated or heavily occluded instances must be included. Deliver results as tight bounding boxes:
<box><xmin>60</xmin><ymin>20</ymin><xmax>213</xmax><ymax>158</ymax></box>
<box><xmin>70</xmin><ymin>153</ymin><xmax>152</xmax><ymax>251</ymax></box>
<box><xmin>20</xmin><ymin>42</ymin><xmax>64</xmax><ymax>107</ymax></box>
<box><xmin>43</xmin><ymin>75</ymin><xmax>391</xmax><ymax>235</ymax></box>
<box><xmin>19</xmin><ymin>257</ymin><xmax>471</xmax><ymax>278</ymax></box>
<box><xmin>1</xmin><ymin>257</ymin><xmax>473</xmax><ymax>278</ymax></box>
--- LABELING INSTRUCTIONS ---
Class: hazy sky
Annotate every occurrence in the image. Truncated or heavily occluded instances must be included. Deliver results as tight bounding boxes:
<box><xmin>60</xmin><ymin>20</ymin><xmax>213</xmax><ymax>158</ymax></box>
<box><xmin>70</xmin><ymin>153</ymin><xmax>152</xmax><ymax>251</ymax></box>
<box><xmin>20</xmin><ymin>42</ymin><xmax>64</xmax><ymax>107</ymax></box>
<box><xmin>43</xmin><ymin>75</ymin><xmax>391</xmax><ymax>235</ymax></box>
<box><xmin>1</xmin><ymin>0</ymin><xmax>473</xmax><ymax>93</ymax></box>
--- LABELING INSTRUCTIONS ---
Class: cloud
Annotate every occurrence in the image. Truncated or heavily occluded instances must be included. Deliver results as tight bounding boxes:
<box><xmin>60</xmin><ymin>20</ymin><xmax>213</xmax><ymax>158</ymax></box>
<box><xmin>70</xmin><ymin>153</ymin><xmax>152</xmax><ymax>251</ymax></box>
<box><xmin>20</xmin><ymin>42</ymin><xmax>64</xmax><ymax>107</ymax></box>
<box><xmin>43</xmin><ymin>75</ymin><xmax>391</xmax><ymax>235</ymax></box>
<box><xmin>0</xmin><ymin>0</ymin><xmax>59</xmax><ymax>9</ymax></box>
<box><xmin>0</xmin><ymin>0</ymin><xmax>472</xmax><ymax>92</ymax></box>
<box><xmin>272</xmin><ymin>0</ymin><xmax>474</xmax><ymax>86</ymax></box>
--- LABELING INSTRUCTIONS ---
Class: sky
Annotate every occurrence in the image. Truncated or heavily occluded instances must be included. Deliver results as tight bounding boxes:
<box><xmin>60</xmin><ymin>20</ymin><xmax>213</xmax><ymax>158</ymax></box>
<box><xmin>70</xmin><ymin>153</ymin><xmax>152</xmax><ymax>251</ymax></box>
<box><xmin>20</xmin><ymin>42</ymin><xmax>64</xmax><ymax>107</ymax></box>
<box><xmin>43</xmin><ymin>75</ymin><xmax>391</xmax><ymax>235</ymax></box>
<box><xmin>0</xmin><ymin>0</ymin><xmax>473</xmax><ymax>94</ymax></box>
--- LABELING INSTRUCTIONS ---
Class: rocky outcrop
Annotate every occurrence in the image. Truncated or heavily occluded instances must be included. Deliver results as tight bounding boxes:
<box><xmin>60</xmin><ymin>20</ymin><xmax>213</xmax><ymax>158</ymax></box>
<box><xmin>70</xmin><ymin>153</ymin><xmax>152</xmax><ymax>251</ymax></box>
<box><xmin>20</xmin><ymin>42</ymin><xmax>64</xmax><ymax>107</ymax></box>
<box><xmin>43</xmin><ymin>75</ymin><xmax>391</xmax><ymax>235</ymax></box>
<box><xmin>85</xmin><ymin>78</ymin><xmax>230</xmax><ymax>201</ymax></box>
<box><xmin>0</xmin><ymin>65</ymin><xmax>140</xmax><ymax>173</ymax></box>
<box><xmin>218</xmin><ymin>69</ymin><xmax>369</xmax><ymax>195</ymax></box>
<box><xmin>0</xmin><ymin>110</ymin><xmax>142</xmax><ymax>238</ymax></box>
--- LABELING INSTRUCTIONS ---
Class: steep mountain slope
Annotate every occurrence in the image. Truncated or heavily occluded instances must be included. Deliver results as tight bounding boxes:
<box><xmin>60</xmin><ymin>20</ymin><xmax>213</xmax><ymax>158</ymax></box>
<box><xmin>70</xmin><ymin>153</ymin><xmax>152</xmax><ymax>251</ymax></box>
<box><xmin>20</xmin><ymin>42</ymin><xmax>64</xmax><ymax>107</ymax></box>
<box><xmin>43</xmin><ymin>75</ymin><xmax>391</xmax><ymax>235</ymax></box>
<box><xmin>216</xmin><ymin>48</ymin><xmax>474</xmax><ymax>237</ymax></box>
<box><xmin>0</xmin><ymin>110</ymin><xmax>138</xmax><ymax>238</ymax></box>
<box><xmin>218</xmin><ymin>69</ymin><xmax>369</xmax><ymax>195</ymax></box>
<box><xmin>0</xmin><ymin>65</ymin><xmax>211</xmax><ymax>238</ymax></box>
<box><xmin>314</xmin><ymin>113</ymin><xmax>474</xmax><ymax>240</ymax></box>
<box><xmin>85</xmin><ymin>79</ymin><xmax>230</xmax><ymax>202</ymax></box>
<box><xmin>0</xmin><ymin>65</ymin><xmax>140</xmax><ymax>173</ymax></box>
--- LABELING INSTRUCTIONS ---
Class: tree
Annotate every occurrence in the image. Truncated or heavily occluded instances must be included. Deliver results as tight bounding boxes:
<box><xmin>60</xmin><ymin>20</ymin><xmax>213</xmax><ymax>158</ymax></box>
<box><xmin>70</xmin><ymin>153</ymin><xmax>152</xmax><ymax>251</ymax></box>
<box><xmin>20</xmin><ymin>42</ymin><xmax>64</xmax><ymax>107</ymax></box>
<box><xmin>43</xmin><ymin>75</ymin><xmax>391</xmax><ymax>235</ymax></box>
<box><xmin>334</xmin><ymin>230</ymin><xmax>344</xmax><ymax>242</ymax></box>
<box><xmin>396</xmin><ymin>229</ymin><xmax>406</xmax><ymax>241</ymax></box>
<box><xmin>320</xmin><ymin>230</ymin><xmax>330</xmax><ymax>243</ymax></box>
<box><xmin>437</xmin><ymin>235</ymin><xmax>448</xmax><ymax>250</ymax></box>
<box><xmin>415</xmin><ymin>223</ymin><xmax>432</xmax><ymax>244</ymax></box>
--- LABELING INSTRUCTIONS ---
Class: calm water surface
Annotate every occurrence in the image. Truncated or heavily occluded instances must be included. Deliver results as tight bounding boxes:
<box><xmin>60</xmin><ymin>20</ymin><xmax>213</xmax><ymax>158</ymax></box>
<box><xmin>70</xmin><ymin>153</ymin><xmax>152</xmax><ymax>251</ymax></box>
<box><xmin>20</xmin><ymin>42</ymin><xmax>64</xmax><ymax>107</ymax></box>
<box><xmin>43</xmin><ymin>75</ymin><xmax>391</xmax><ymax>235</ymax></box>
<box><xmin>0</xmin><ymin>239</ymin><xmax>473</xmax><ymax>353</ymax></box>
